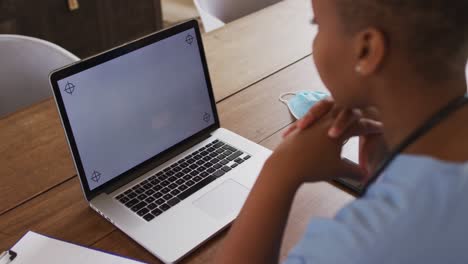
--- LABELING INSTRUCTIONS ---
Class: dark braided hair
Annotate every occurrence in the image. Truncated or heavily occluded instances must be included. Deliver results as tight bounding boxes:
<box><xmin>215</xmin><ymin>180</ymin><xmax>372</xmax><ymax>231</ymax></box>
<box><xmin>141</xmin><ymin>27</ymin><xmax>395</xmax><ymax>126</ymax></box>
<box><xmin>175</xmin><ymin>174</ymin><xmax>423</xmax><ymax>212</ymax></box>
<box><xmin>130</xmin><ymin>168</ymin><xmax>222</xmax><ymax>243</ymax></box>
<box><xmin>335</xmin><ymin>0</ymin><xmax>468</xmax><ymax>79</ymax></box>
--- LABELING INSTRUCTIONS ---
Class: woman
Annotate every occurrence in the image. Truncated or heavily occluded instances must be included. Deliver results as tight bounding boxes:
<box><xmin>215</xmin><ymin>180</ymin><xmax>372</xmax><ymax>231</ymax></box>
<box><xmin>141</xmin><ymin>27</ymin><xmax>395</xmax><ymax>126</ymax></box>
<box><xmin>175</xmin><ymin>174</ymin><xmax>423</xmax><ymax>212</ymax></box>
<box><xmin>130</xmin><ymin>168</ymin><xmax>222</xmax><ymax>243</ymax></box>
<box><xmin>215</xmin><ymin>0</ymin><xmax>468</xmax><ymax>263</ymax></box>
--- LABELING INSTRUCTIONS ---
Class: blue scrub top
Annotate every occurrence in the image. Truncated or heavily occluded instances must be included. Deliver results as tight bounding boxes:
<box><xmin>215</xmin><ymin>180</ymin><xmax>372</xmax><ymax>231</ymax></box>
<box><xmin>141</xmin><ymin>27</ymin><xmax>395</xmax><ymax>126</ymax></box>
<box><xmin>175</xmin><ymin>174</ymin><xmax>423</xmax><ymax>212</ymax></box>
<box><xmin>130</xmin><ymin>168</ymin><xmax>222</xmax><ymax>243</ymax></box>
<box><xmin>285</xmin><ymin>154</ymin><xmax>468</xmax><ymax>264</ymax></box>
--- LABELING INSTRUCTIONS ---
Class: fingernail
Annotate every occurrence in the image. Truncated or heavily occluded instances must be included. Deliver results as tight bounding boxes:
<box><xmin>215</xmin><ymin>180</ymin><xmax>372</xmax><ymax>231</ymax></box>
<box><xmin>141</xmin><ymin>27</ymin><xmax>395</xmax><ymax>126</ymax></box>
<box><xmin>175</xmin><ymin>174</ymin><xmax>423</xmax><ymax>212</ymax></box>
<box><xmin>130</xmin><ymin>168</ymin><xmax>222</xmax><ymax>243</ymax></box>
<box><xmin>328</xmin><ymin>128</ymin><xmax>338</xmax><ymax>137</ymax></box>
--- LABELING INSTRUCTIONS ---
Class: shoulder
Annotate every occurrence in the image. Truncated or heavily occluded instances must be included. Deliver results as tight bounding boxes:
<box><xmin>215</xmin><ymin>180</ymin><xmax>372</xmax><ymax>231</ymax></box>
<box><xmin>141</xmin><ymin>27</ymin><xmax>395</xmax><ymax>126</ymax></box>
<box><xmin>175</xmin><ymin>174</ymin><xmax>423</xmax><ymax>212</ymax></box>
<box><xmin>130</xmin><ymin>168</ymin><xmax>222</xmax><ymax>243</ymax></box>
<box><xmin>284</xmin><ymin>155</ymin><xmax>468</xmax><ymax>264</ymax></box>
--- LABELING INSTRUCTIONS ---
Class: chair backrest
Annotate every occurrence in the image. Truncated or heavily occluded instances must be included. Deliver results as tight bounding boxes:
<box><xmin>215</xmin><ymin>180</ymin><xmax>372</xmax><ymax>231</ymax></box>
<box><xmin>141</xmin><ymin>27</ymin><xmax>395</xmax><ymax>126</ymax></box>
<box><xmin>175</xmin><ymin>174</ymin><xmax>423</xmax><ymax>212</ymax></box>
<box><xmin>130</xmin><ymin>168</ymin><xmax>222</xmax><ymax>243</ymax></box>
<box><xmin>0</xmin><ymin>35</ymin><xmax>79</xmax><ymax>117</ymax></box>
<box><xmin>194</xmin><ymin>0</ymin><xmax>282</xmax><ymax>32</ymax></box>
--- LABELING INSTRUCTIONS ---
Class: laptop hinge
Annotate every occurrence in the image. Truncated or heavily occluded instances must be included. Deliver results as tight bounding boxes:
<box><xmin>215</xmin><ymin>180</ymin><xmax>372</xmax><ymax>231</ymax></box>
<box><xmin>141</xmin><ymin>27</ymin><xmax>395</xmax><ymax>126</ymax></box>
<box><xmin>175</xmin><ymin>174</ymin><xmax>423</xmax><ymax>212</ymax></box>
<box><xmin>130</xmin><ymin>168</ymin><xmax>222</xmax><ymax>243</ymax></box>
<box><xmin>102</xmin><ymin>132</ymin><xmax>213</xmax><ymax>195</ymax></box>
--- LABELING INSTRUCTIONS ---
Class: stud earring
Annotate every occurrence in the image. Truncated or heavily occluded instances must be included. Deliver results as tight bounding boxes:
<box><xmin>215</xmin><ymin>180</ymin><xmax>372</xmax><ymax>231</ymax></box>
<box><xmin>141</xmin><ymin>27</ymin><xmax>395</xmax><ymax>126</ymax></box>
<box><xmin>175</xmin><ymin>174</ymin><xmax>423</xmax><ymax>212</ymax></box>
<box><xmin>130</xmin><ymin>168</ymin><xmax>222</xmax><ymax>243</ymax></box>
<box><xmin>355</xmin><ymin>65</ymin><xmax>362</xmax><ymax>73</ymax></box>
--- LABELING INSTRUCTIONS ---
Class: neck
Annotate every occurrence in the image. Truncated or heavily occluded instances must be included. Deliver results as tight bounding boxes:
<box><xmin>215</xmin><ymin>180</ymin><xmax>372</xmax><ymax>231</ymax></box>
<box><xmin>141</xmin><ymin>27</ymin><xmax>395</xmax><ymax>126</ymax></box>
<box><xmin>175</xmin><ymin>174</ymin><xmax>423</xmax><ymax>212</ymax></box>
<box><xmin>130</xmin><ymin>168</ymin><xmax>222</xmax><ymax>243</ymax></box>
<box><xmin>372</xmin><ymin>75</ymin><xmax>467</xmax><ymax>153</ymax></box>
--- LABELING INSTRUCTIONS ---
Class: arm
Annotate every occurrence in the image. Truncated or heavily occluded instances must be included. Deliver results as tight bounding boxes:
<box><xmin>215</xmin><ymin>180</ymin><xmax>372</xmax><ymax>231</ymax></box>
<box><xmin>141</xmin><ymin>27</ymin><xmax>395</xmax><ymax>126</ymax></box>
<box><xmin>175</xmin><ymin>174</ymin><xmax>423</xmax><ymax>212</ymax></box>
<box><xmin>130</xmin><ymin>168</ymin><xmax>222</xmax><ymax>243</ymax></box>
<box><xmin>214</xmin><ymin>101</ymin><xmax>383</xmax><ymax>263</ymax></box>
<box><xmin>214</xmin><ymin>159</ymin><xmax>302</xmax><ymax>264</ymax></box>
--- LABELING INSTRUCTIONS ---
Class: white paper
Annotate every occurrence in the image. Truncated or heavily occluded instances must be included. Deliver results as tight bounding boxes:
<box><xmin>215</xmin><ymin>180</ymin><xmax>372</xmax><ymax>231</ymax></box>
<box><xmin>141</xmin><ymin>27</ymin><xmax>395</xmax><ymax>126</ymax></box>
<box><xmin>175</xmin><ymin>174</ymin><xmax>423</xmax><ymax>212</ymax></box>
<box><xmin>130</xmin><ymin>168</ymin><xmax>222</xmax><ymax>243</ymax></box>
<box><xmin>10</xmin><ymin>231</ymin><xmax>144</xmax><ymax>264</ymax></box>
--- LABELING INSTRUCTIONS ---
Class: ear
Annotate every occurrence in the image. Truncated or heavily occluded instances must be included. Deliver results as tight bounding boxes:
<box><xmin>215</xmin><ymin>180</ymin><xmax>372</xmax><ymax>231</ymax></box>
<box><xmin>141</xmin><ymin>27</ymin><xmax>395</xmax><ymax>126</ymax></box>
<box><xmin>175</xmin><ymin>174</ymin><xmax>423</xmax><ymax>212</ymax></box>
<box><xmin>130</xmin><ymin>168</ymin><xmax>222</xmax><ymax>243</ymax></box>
<box><xmin>353</xmin><ymin>28</ymin><xmax>387</xmax><ymax>75</ymax></box>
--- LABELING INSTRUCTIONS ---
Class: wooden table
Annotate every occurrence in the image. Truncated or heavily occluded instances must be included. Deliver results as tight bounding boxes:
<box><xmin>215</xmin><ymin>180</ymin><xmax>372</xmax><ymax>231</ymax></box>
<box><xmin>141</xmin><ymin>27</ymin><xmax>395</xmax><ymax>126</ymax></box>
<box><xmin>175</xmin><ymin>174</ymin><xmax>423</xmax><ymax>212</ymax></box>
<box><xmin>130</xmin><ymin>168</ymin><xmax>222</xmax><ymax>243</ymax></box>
<box><xmin>0</xmin><ymin>0</ymin><xmax>354</xmax><ymax>262</ymax></box>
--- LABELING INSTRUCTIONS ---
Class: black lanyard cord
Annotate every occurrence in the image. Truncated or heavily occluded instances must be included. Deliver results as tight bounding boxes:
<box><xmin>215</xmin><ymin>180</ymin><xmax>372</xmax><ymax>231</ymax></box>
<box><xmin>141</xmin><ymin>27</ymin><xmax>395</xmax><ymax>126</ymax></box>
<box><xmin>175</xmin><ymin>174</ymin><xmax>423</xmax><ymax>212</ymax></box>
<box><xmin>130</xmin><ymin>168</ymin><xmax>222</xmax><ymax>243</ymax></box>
<box><xmin>360</xmin><ymin>94</ymin><xmax>468</xmax><ymax>197</ymax></box>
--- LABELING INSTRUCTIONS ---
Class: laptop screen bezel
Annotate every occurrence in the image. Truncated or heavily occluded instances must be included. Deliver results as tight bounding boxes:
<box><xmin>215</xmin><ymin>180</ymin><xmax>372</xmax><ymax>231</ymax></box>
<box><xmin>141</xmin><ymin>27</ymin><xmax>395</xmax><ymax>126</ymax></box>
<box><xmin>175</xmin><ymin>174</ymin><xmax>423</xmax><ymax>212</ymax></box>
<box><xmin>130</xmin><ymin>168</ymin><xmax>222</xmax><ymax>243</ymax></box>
<box><xmin>49</xmin><ymin>20</ymin><xmax>220</xmax><ymax>200</ymax></box>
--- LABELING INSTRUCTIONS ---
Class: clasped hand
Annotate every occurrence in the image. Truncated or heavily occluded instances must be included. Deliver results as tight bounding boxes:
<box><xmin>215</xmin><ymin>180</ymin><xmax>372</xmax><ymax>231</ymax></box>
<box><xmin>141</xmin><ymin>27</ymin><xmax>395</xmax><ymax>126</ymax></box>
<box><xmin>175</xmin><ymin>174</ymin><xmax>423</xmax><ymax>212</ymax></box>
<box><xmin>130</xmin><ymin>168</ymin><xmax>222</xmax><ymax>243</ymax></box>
<box><xmin>264</xmin><ymin>98</ymin><xmax>388</xmax><ymax>187</ymax></box>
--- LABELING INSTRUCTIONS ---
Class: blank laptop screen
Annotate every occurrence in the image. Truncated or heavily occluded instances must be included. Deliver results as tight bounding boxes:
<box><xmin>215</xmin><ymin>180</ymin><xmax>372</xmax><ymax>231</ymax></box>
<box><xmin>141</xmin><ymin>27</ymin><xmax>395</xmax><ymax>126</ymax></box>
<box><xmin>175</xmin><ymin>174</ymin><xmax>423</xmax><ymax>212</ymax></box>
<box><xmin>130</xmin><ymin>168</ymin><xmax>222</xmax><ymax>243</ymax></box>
<box><xmin>57</xmin><ymin>28</ymin><xmax>215</xmax><ymax>190</ymax></box>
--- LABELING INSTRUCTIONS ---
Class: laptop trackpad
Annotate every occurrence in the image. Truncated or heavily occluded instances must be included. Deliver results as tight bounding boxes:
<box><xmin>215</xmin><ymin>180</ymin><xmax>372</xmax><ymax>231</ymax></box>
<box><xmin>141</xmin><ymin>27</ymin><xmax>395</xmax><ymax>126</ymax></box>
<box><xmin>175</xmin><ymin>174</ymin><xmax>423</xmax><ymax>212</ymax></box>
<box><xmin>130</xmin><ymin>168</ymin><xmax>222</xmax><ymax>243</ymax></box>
<box><xmin>193</xmin><ymin>180</ymin><xmax>249</xmax><ymax>220</ymax></box>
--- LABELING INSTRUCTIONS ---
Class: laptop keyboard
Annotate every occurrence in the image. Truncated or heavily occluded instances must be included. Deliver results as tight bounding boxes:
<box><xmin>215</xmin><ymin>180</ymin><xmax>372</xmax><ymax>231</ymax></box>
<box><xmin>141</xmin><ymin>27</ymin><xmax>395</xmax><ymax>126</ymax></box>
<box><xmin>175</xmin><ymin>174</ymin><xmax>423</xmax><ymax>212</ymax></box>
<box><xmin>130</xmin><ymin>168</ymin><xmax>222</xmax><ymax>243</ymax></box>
<box><xmin>114</xmin><ymin>139</ymin><xmax>251</xmax><ymax>222</ymax></box>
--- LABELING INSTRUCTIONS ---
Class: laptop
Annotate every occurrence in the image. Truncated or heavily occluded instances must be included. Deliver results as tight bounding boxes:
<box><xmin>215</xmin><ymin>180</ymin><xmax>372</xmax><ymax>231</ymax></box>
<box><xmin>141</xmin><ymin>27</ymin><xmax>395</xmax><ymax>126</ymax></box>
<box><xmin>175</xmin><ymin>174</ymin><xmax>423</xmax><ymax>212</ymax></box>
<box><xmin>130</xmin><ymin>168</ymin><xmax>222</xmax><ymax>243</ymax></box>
<box><xmin>49</xmin><ymin>20</ymin><xmax>272</xmax><ymax>263</ymax></box>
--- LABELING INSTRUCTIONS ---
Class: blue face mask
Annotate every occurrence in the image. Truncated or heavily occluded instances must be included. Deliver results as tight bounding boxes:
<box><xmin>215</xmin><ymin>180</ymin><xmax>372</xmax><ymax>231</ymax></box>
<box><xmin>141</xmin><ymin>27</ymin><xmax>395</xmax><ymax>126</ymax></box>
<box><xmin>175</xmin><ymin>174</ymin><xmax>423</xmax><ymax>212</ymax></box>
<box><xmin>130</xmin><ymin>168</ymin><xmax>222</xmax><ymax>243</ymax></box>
<box><xmin>279</xmin><ymin>91</ymin><xmax>330</xmax><ymax>119</ymax></box>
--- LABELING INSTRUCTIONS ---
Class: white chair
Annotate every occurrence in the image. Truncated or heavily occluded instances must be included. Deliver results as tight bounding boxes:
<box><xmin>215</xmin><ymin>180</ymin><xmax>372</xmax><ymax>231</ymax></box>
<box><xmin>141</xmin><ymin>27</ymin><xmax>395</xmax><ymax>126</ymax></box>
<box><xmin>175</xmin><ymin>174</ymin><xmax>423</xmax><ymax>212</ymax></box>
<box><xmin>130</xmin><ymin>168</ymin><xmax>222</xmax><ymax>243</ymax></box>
<box><xmin>194</xmin><ymin>0</ymin><xmax>282</xmax><ymax>32</ymax></box>
<box><xmin>0</xmin><ymin>35</ymin><xmax>79</xmax><ymax>117</ymax></box>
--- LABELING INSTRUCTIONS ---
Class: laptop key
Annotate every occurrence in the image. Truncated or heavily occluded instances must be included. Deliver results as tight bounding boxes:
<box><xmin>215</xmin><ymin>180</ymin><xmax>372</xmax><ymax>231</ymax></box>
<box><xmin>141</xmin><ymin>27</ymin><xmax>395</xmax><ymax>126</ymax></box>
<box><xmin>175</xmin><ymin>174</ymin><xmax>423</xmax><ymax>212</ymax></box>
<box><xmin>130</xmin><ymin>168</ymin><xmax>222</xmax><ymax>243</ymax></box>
<box><xmin>206</xmin><ymin>147</ymin><xmax>216</xmax><ymax>153</ymax></box>
<box><xmin>213</xmin><ymin>164</ymin><xmax>222</xmax><ymax>169</ymax></box>
<box><xmin>244</xmin><ymin>155</ymin><xmax>251</xmax><ymax>160</ymax></box>
<box><xmin>160</xmin><ymin>180</ymin><xmax>170</xmax><ymax>187</ymax></box>
<box><xmin>207</xmin><ymin>167</ymin><xmax>216</xmax><ymax>173</ymax></box>
<box><xmin>182</xmin><ymin>168</ymin><xmax>191</xmax><ymax>174</ymax></box>
<box><xmin>169</xmin><ymin>183</ymin><xmax>178</xmax><ymax>189</ymax></box>
<box><xmin>220</xmin><ymin>159</ymin><xmax>229</xmax><ymax>165</ymax></box>
<box><xmin>132</xmin><ymin>201</ymin><xmax>147</xmax><ymax>212</ymax></box>
<box><xmin>120</xmin><ymin>197</ymin><xmax>129</xmax><ymax>204</ymax></box>
<box><xmin>150</xmin><ymin>179</ymin><xmax>161</xmax><ymax>185</ymax></box>
<box><xmin>235</xmin><ymin>158</ymin><xmax>244</xmax><ymax>163</ymax></box>
<box><xmin>175</xmin><ymin>172</ymin><xmax>184</xmax><ymax>178</ymax></box>
<box><xmin>196</xmin><ymin>160</ymin><xmax>205</xmax><ymax>165</ymax></box>
<box><xmin>237</xmin><ymin>159</ymin><xmax>245</xmax><ymax>164</ymax></box>
<box><xmin>141</xmin><ymin>179</ymin><xmax>150</xmax><ymax>185</ymax></box>
<box><xmin>179</xmin><ymin>162</ymin><xmax>188</xmax><ymax>168</ymax></box>
<box><xmin>160</xmin><ymin>204</ymin><xmax>171</xmax><ymax>211</ymax></box>
<box><xmin>153</xmin><ymin>192</ymin><xmax>162</xmax><ymax>198</ymax></box>
<box><xmin>176</xmin><ymin>179</ymin><xmax>184</xmax><ymax>185</ymax></box>
<box><xmin>228</xmin><ymin>151</ymin><xmax>244</xmax><ymax>161</ymax></box>
<box><xmin>152</xmin><ymin>184</ymin><xmax>162</xmax><ymax>191</ymax></box>
<box><xmin>155</xmin><ymin>198</ymin><xmax>165</xmax><ymax>205</ymax></box>
<box><xmin>168</xmin><ymin>197</ymin><xmax>181</xmax><ymax>207</ymax></box>
<box><xmin>127</xmin><ymin>192</ymin><xmax>137</xmax><ymax>199</ymax></box>
<box><xmin>213</xmin><ymin>142</ymin><xmax>224</xmax><ymax>148</ymax></box>
<box><xmin>193</xmin><ymin>176</ymin><xmax>202</xmax><ymax>182</ymax></box>
<box><xmin>145</xmin><ymin>189</ymin><xmax>155</xmax><ymax>196</ymax></box>
<box><xmin>178</xmin><ymin>184</ymin><xmax>188</xmax><ymax>191</ymax></box>
<box><xmin>143</xmin><ymin>213</ymin><xmax>155</xmax><ymax>221</ymax></box>
<box><xmin>231</xmin><ymin>163</ymin><xmax>238</xmax><ymax>168</ymax></box>
<box><xmin>215</xmin><ymin>148</ymin><xmax>225</xmax><ymax>154</ymax></box>
<box><xmin>135</xmin><ymin>188</ymin><xmax>145</xmax><ymax>194</ymax></box>
<box><xmin>200</xmin><ymin>172</ymin><xmax>209</xmax><ymax>178</ymax></box>
<box><xmin>171</xmin><ymin>189</ymin><xmax>181</xmax><ymax>195</ymax></box>
<box><xmin>148</xmin><ymin>203</ymin><xmax>158</xmax><ymax>210</ymax></box>
<box><xmin>137</xmin><ymin>208</ymin><xmax>149</xmax><ymax>216</ymax></box>
<box><xmin>191</xmin><ymin>170</ymin><xmax>200</xmax><ymax>176</ymax></box>
<box><xmin>125</xmin><ymin>198</ymin><xmax>139</xmax><ymax>208</ymax></box>
<box><xmin>163</xmin><ymin>193</ymin><xmax>173</xmax><ymax>200</ymax></box>
<box><xmin>137</xmin><ymin>194</ymin><xmax>147</xmax><ymax>200</ymax></box>
<box><xmin>213</xmin><ymin>170</ymin><xmax>225</xmax><ymax>177</ymax></box>
<box><xmin>186</xmin><ymin>180</ymin><xmax>195</xmax><ymax>186</ymax></box>
<box><xmin>168</xmin><ymin>176</ymin><xmax>177</xmax><ymax>182</ymax></box>
<box><xmin>225</xmin><ymin>146</ymin><xmax>237</xmax><ymax>152</ymax></box>
<box><xmin>161</xmin><ymin>187</ymin><xmax>170</xmax><ymax>194</ymax></box>
<box><xmin>178</xmin><ymin>176</ymin><xmax>216</xmax><ymax>200</ymax></box>
<box><xmin>151</xmin><ymin>209</ymin><xmax>163</xmax><ymax>216</ymax></box>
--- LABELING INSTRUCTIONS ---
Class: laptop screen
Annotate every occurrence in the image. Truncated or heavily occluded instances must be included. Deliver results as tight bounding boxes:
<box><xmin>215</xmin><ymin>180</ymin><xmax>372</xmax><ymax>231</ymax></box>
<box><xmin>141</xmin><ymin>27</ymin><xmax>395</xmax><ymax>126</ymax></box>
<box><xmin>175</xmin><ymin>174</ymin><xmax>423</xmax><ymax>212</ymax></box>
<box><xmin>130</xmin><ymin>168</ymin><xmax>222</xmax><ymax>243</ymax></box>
<box><xmin>56</xmin><ymin>28</ymin><xmax>215</xmax><ymax>191</ymax></box>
